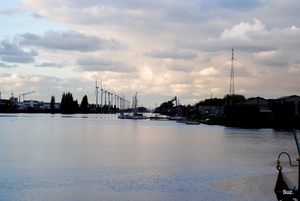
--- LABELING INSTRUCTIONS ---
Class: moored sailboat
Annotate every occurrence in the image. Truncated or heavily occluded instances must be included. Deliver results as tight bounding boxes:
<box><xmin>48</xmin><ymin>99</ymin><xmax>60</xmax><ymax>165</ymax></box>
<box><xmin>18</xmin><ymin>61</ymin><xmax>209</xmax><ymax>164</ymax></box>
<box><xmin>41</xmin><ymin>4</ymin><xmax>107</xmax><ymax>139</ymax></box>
<box><xmin>129</xmin><ymin>92</ymin><xmax>147</xmax><ymax>120</ymax></box>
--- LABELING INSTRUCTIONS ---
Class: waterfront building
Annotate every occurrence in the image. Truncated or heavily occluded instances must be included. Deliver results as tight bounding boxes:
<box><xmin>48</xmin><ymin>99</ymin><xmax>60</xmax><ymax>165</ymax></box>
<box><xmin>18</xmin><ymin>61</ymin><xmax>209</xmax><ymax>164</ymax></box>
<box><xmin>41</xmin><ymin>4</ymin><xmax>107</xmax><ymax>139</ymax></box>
<box><xmin>273</xmin><ymin>95</ymin><xmax>300</xmax><ymax>116</ymax></box>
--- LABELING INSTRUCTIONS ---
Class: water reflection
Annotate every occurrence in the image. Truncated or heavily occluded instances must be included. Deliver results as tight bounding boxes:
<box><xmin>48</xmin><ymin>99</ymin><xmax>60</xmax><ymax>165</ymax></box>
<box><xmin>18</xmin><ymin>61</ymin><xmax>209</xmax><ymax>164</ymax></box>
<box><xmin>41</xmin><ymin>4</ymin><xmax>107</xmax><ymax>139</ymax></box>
<box><xmin>0</xmin><ymin>114</ymin><xmax>297</xmax><ymax>201</ymax></box>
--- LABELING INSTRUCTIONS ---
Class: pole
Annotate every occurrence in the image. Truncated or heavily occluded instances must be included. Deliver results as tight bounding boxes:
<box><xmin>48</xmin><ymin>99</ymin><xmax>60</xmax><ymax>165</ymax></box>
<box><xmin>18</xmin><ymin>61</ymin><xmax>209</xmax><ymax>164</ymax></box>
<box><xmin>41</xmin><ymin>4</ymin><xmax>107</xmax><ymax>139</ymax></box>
<box><xmin>293</xmin><ymin>130</ymin><xmax>300</xmax><ymax>199</ymax></box>
<box><xmin>297</xmin><ymin>156</ymin><xmax>300</xmax><ymax>200</ymax></box>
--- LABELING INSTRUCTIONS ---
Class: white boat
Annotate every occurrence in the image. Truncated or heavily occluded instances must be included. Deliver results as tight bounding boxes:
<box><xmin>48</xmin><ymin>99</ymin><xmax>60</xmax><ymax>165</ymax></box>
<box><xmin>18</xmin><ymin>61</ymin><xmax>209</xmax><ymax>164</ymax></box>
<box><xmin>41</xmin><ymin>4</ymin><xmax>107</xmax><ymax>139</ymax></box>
<box><xmin>129</xmin><ymin>92</ymin><xmax>147</xmax><ymax>120</ymax></box>
<box><xmin>185</xmin><ymin>121</ymin><xmax>200</xmax><ymax>125</ymax></box>
<box><xmin>168</xmin><ymin>114</ymin><xmax>184</xmax><ymax>121</ymax></box>
<box><xmin>130</xmin><ymin>113</ymin><xmax>147</xmax><ymax>119</ymax></box>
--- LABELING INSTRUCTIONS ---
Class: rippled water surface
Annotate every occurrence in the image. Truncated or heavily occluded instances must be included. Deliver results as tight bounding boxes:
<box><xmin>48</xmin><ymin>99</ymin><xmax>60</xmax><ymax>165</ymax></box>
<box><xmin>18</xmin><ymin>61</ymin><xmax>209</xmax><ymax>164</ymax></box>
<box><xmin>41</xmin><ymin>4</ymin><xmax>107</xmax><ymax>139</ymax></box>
<box><xmin>0</xmin><ymin>113</ymin><xmax>298</xmax><ymax>201</ymax></box>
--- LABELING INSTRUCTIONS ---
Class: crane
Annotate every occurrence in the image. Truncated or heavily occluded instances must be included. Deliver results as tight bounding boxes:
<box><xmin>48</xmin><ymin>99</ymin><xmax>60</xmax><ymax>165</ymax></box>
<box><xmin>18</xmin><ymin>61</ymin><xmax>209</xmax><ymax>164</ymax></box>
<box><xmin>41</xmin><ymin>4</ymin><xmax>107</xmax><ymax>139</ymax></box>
<box><xmin>167</xmin><ymin>96</ymin><xmax>181</xmax><ymax>118</ymax></box>
<box><xmin>19</xmin><ymin>91</ymin><xmax>35</xmax><ymax>102</ymax></box>
<box><xmin>168</xmin><ymin>96</ymin><xmax>178</xmax><ymax>107</ymax></box>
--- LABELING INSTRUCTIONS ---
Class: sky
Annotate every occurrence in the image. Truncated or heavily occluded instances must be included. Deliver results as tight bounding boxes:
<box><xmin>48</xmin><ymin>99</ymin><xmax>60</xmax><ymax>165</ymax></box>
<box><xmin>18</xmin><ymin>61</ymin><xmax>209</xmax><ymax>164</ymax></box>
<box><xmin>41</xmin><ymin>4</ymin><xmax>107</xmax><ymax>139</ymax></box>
<box><xmin>0</xmin><ymin>0</ymin><xmax>299</xmax><ymax>108</ymax></box>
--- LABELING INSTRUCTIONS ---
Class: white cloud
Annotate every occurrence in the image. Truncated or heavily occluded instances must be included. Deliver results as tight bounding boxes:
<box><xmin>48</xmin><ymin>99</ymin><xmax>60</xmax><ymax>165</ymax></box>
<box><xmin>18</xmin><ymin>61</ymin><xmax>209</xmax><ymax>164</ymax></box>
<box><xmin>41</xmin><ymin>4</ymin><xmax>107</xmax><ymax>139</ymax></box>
<box><xmin>220</xmin><ymin>18</ymin><xmax>266</xmax><ymax>40</ymax></box>
<box><xmin>0</xmin><ymin>72</ymin><xmax>27</xmax><ymax>84</ymax></box>
<box><xmin>29</xmin><ymin>76</ymin><xmax>42</xmax><ymax>83</ymax></box>
<box><xmin>193</xmin><ymin>67</ymin><xmax>221</xmax><ymax>77</ymax></box>
<box><xmin>181</xmin><ymin>18</ymin><xmax>276</xmax><ymax>53</ymax></box>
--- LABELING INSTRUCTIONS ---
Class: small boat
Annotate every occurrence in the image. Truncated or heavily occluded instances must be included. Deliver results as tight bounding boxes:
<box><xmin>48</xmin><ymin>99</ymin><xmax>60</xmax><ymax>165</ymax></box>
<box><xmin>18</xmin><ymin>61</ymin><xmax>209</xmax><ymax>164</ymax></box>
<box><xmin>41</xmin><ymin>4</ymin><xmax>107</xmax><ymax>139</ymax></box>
<box><xmin>128</xmin><ymin>92</ymin><xmax>147</xmax><ymax>120</ymax></box>
<box><xmin>168</xmin><ymin>114</ymin><xmax>184</xmax><ymax>121</ymax></box>
<box><xmin>130</xmin><ymin>113</ymin><xmax>147</xmax><ymax>119</ymax></box>
<box><xmin>185</xmin><ymin>121</ymin><xmax>200</xmax><ymax>125</ymax></box>
<box><xmin>149</xmin><ymin>114</ymin><xmax>168</xmax><ymax>121</ymax></box>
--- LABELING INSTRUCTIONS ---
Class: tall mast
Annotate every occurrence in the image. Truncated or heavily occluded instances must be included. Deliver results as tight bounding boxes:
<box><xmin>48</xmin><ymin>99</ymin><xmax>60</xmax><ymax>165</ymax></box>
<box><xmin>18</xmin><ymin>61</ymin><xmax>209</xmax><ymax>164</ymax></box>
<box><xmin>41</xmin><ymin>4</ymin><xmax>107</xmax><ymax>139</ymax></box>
<box><xmin>229</xmin><ymin>48</ymin><xmax>235</xmax><ymax>95</ymax></box>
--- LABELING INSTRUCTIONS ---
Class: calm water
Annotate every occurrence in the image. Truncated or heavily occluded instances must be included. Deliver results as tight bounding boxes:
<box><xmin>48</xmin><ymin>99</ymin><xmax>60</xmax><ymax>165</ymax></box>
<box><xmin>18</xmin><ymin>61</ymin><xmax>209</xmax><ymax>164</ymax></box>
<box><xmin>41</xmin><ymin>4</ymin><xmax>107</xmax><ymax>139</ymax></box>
<box><xmin>0</xmin><ymin>113</ymin><xmax>298</xmax><ymax>201</ymax></box>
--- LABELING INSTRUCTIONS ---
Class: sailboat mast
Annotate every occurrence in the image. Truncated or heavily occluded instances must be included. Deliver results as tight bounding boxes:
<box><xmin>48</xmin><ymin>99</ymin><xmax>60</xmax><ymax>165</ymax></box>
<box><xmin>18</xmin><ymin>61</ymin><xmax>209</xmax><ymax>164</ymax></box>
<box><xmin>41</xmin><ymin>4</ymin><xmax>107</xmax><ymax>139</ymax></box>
<box><xmin>135</xmin><ymin>92</ymin><xmax>138</xmax><ymax>113</ymax></box>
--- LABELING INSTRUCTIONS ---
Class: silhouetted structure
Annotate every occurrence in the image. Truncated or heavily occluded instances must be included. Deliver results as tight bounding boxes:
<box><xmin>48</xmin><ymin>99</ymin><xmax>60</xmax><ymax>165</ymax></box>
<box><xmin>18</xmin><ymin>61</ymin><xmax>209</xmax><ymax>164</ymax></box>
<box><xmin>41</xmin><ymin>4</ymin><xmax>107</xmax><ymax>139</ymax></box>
<box><xmin>229</xmin><ymin>48</ymin><xmax>235</xmax><ymax>95</ymax></box>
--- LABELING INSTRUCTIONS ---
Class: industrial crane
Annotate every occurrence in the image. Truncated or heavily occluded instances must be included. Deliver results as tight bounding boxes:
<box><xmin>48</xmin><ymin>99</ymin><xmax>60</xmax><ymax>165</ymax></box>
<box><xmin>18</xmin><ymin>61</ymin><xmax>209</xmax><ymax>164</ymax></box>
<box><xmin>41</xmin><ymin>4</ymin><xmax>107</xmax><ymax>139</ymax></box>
<box><xmin>167</xmin><ymin>96</ymin><xmax>182</xmax><ymax>119</ymax></box>
<box><xmin>168</xmin><ymin>96</ymin><xmax>178</xmax><ymax>107</ymax></box>
<box><xmin>19</xmin><ymin>91</ymin><xmax>35</xmax><ymax>102</ymax></box>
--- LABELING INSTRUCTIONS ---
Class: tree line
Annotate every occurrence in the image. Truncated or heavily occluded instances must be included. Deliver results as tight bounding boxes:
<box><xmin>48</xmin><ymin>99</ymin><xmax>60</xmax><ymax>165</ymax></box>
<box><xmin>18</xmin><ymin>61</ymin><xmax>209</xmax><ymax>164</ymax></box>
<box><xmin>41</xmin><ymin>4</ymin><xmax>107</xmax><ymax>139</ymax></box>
<box><xmin>50</xmin><ymin>92</ymin><xmax>120</xmax><ymax>114</ymax></box>
<box><xmin>50</xmin><ymin>92</ymin><xmax>89</xmax><ymax>114</ymax></box>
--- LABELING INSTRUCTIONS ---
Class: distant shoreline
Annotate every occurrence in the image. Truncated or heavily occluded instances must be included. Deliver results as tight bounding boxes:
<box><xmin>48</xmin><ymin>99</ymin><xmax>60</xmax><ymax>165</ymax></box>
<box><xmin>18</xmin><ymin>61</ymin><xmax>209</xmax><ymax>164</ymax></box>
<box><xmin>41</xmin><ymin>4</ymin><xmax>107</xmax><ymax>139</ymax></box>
<box><xmin>1</xmin><ymin>111</ymin><xmax>299</xmax><ymax>129</ymax></box>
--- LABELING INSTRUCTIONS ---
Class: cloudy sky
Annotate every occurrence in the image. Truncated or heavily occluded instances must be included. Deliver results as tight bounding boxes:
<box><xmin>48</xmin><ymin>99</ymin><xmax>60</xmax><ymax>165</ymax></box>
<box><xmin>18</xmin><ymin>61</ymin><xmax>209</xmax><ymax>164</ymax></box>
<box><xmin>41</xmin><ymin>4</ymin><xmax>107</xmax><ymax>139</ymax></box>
<box><xmin>0</xmin><ymin>0</ymin><xmax>299</xmax><ymax>108</ymax></box>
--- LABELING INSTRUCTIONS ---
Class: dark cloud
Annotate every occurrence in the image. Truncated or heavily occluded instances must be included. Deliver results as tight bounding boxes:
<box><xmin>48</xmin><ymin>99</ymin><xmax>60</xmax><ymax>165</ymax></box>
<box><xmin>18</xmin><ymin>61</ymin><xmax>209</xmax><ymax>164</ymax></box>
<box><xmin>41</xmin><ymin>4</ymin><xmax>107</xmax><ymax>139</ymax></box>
<box><xmin>0</xmin><ymin>40</ymin><xmax>38</xmax><ymax>63</ymax></box>
<box><xmin>1</xmin><ymin>55</ymin><xmax>35</xmax><ymax>63</ymax></box>
<box><xmin>32</xmin><ymin>13</ymin><xmax>43</xmax><ymax>19</ymax></box>
<box><xmin>19</xmin><ymin>30</ymin><xmax>121</xmax><ymax>52</ymax></box>
<box><xmin>34</xmin><ymin>62</ymin><xmax>66</xmax><ymax>68</ymax></box>
<box><xmin>184</xmin><ymin>38</ymin><xmax>276</xmax><ymax>53</ymax></box>
<box><xmin>252</xmin><ymin>51</ymin><xmax>291</xmax><ymax>67</ymax></box>
<box><xmin>0</xmin><ymin>8</ymin><xmax>18</xmax><ymax>15</ymax></box>
<box><xmin>39</xmin><ymin>0</ymin><xmax>164</xmax><ymax>10</ymax></box>
<box><xmin>76</xmin><ymin>56</ymin><xmax>137</xmax><ymax>72</ymax></box>
<box><xmin>31</xmin><ymin>1</ymin><xmax>213</xmax><ymax>29</ymax></box>
<box><xmin>143</xmin><ymin>46</ymin><xmax>197</xmax><ymax>60</ymax></box>
<box><xmin>0</xmin><ymin>62</ymin><xmax>18</xmax><ymax>68</ymax></box>
<box><xmin>234</xmin><ymin>67</ymin><xmax>253</xmax><ymax>77</ymax></box>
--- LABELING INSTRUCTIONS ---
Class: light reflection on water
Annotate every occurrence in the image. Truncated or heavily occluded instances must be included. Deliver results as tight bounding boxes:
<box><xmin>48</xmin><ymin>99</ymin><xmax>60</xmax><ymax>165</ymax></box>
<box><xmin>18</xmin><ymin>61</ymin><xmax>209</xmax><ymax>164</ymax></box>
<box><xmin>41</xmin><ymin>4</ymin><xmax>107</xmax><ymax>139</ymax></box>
<box><xmin>0</xmin><ymin>113</ymin><xmax>298</xmax><ymax>201</ymax></box>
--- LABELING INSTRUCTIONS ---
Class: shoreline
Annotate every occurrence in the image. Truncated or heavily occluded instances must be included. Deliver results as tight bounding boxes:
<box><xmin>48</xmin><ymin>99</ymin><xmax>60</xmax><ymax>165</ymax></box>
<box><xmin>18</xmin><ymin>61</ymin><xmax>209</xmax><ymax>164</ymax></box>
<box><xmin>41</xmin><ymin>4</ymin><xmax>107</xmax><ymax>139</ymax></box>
<box><xmin>0</xmin><ymin>111</ymin><xmax>299</xmax><ymax>129</ymax></box>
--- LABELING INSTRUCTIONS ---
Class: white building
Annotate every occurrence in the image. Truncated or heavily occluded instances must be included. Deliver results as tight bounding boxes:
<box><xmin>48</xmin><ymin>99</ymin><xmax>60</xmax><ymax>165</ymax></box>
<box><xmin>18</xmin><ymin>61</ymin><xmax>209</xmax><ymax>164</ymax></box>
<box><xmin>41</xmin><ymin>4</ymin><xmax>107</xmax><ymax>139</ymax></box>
<box><xmin>17</xmin><ymin>100</ymin><xmax>60</xmax><ymax>110</ymax></box>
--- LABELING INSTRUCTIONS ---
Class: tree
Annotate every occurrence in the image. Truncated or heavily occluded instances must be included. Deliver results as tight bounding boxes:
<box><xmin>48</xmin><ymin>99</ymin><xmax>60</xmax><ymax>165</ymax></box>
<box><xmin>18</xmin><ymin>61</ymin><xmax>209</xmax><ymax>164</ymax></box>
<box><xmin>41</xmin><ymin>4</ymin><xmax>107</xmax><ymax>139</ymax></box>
<box><xmin>50</xmin><ymin>95</ymin><xmax>55</xmax><ymax>113</ymax></box>
<box><xmin>80</xmin><ymin>95</ymin><xmax>89</xmax><ymax>111</ymax></box>
<box><xmin>223</xmin><ymin>94</ymin><xmax>246</xmax><ymax>105</ymax></box>
<box><xmin>61</xmin><ymin>92</ymin><xmax>76</xmax><ymax>113</ymax></box>
<box><xmin>73</xmin><ymin>99</ymin><xmax>79</xmax><ymax>111</ymax></box>
<box><xmin>196</xmin><ymin>98</ymin><xmax>224</xmax><ymax>107</ymax></box>
<box><xmin>154</xmin><ymin>102</ymin><xmax>172</xmax><ymax>115</ymax></box>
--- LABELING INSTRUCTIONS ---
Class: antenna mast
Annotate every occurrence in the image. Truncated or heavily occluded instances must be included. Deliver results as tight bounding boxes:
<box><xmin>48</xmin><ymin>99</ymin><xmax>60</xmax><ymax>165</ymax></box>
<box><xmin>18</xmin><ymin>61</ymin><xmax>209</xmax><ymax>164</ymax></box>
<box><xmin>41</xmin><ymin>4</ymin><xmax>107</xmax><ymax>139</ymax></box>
<box><xmin>229</xmin><ymin>48</ymin><xmax>235</xmax><ymax>95</ymax></box>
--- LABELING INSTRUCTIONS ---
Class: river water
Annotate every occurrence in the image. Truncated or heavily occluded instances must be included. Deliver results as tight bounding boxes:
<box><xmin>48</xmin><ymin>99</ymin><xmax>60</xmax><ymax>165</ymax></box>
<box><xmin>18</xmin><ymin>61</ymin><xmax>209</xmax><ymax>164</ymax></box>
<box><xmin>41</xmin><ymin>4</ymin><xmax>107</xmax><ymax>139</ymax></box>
<box><xmin>0</xmin><ymin>113</ymin><xmax>299</xmax><ymax>201</ymax></box>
